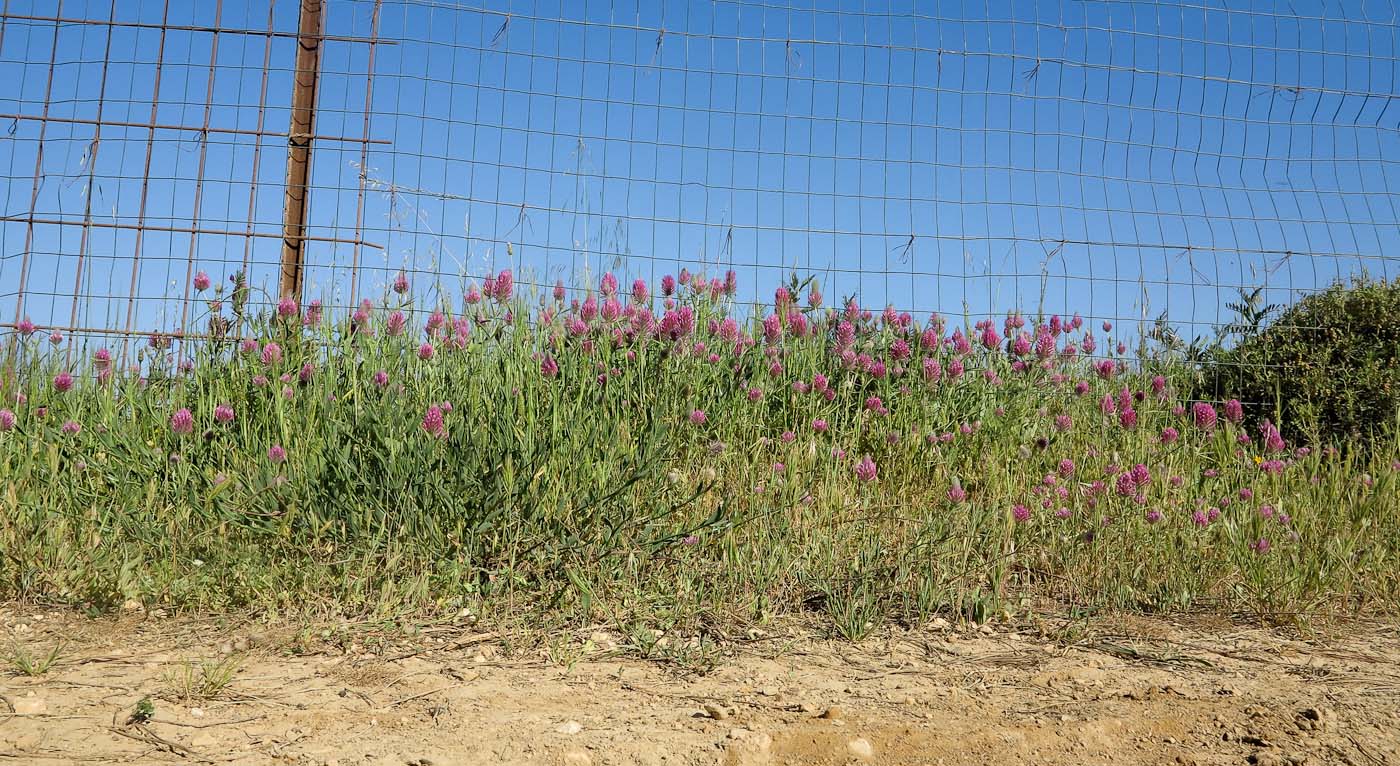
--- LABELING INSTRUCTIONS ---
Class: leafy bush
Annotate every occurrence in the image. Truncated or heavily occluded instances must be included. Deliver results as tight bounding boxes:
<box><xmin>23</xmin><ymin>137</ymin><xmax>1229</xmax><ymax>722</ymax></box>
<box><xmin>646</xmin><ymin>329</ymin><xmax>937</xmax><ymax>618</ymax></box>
<box><xmin>1207</xmin><ymin>276</ymin><xmax>1400</xmax><ymax>446</ymax></box>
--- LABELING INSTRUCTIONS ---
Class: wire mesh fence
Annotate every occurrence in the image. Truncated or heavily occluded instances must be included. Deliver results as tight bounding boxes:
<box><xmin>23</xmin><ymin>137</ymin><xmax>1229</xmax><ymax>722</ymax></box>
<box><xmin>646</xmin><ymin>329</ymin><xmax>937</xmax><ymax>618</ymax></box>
<box><xmin>2</xmin><ymin>0</ymin><xmax>1398</xmax><ymax>363</ymax></box>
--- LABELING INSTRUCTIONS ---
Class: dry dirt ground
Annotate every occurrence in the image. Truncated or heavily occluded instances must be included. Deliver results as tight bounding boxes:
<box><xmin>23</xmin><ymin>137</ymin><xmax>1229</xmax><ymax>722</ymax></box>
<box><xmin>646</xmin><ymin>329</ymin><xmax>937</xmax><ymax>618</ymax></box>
<box><xmin>3</xmin><ymin>607</ymin><xmax>1399</xmax><ymax>766</ymax></box>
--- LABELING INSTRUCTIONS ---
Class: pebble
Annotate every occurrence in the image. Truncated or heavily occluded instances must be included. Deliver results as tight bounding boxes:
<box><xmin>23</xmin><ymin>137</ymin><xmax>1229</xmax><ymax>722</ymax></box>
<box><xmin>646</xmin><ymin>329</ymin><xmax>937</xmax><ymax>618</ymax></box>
<box><xmin>847</xmin><ymin>738</ymin><xmax>875</xmax><ymax>759</ymax></box>
<box><xmin>561</xmin><ymin>749</ymin><xmax>593</xmax><ymax>766</ymax></box>
<box><xmin>726</xmin><ymin>728</ymin><xmax>773</xmax><ymax>765</ymax></box>
<box><xmin>703</xmin><ymin>703</ymin><xmax>730</xmax><ymax>721</ymax></box>
<box><xmin>819</xmin><ymin>706</ymin><xmax>844</xmax><ymax>720</ymax></box>
<box><xmin>13</xmin><ymin>695</ymin><xmax>47</xmax><ymax>715</ymax></box>
<box><xmin>556</xmin><ymin>720</ymin><xmax>583</xmax><ymax>735</ymax></box>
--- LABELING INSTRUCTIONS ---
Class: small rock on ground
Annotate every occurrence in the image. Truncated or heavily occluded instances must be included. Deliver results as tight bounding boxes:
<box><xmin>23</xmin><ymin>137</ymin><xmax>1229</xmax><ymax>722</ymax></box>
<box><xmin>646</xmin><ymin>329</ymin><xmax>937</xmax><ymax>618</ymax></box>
<box><xmin>847</xmin><ymin>738</ymin><xmax>875</xmax><ymax>759</ymax></box>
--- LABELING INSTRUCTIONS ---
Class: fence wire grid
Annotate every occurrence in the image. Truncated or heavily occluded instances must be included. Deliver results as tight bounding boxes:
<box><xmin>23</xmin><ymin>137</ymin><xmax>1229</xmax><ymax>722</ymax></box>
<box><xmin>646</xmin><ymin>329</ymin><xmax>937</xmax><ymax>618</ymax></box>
<box><xmin>2</xmin><ymin>0</ymin><xmax>1399</xmax><ymax>362</ymax></box>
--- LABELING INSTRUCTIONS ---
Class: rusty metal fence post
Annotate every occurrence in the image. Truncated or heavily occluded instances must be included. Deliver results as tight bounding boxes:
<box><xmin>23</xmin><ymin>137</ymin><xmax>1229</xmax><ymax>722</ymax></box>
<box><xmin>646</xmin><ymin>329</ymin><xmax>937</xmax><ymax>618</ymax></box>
<box><xmin>279</xmin><ymin>0</ymin><xmax>325</xmax><ymax>303</ymax></box>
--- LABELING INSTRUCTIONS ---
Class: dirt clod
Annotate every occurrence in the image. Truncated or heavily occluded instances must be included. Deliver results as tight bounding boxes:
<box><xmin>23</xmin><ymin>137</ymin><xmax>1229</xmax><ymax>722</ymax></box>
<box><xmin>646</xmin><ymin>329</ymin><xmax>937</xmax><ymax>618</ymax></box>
<box><xmin>704</xmin><ymin>703</ymin><xmax>731</xmax><ymax>720</ymax></box>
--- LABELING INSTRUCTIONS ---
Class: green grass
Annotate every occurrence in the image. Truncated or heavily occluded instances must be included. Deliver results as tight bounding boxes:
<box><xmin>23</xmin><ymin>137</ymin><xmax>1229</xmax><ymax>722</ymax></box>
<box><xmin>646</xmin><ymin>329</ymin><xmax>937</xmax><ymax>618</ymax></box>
<box><xmin>2</xmin><ymin>268</ymin><xmax>1398</xmax><ymax>637</ymax></box>
<box><xmin>5</xmin><ymin>640</ymin><xmax>66</xmax><ymax>676</ymax></box>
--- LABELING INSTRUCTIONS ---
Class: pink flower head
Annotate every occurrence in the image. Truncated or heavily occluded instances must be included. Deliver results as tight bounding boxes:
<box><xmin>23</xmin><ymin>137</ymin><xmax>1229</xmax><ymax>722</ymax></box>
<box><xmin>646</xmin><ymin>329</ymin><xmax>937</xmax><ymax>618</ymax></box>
<box><xmin>1058</xmin><ymin>458</ymin><xmax>1075</xmax><ymax>477</ymax></box>
<box><xmin>61</xmin><ymin>420</ymin><xmax>81</xmax><ymax>435</ymax></box>
<box><xmin>947</xmin><ymin>484</ymin><xmax>967</xmax><ymax>503</ymax></box>
<box><xmin>921</xmin><ymin>357</ymin><xmax>941</xmax><ymax>383</ymax></box>
<box><xmin>854</xmin><ymin>454</ymin><xmax>878</xmax><ymax>482</ymax></box>
<box><xmin>1100</xmin><ymin>393</ymin><xmax>1116</xmax><ymax>415</ymax></box>
<box><xmin>170</xmin><ymin>408</ymin><xmax>194</xmax><ymax>435</ymax></box>
<box><xmin>724</xmin><ymin>269</ymin><xmax>738</xmax><ymax>296</ymax></box>
<box><xmin>385</xmin><ymin>310</ymin><xmax>407</xmax><ymax>336</ymax></box>
<box><xmin>193</xmin><ymin>271</ymin><xmax>211</xmax><ymax>291</ymax></box>
<box><xmin>417</xmin><ymin>342</ymin><xmax>435</xmax><ymax>360</ymax></box>
<box><xmin>1224</xmin><ymin>399</ymin><xmax>1244</xmax><ymax>423</ymax></box>
<box><xmin>1095</xmin><ymin>359</ymin><xmax>1115</xmax><ymax>379</ymax></box>
<box><xmin>762</xmin><ymin>313</ymin><xmax>782</xmax><ymax>343</ymax></box>
<box><xmin>1012</xmin><ymin>334</ymin><xmax>1032</xmax><ymax>356</ymax></box>
<box><xmin>688</xmin><ymin>409</ymin><xmax>707</xmax><ymax>425</ymax></box>
<box><xmin>214</xmin><ymin>404</ymin><xmax>235</xmax><ymax>423</ymax></box>
<box><xmin>494</xmin><ymin>269</ymin><xmax>514</xmax><ymax>301</ymax></box>
<box><xmin>1116</xmin><ymin>472</ymin><xmax>1137</xmax><ymax>497</ymax></box>
<box><xmin>812</xmin><ymin>418</ymin><xmax>829</xmax><ymax>433</ymax></box>
<box><xmin>980</xmin><ymin>323</ymin><xmax>1001</xmax><ymax>349</ymax></box>
<box><xmin>1193</xmin><ymin>402</ymin><xmax>1218</xmax><ymax>431</ymax></box>
<box><xmin>1260</xmin><ymin>420</ymin><xmax>1287</xmax><ymax>453</ymax></box>
<box><xmin>277</xmin><ymin>296</ymin><xmax>298</xmax><ymax>319</ymax></box>
<box><xmin>807</xmin><ymin>286</ymin><xmax>822</xmax><ymax>308</ymax></box>
<box><xmin>661</xmin><ymin>274</ymin><xmax>676</xmax><ymax>296</ymax></box>
<box><xmin>372</xmin><ymin>369</ymin><xmax>389</xmax><ymax>387</ymax></box>
<box><xmin>1151</xmin><ymin>375</ymin><xmax>1166</xmax><ymax>395</ymax></box>
<box><xmin>1160</xmin><ymin>426</ymin><xmax>1179</xmax><ymax>444</ymax></box>
<box><xmin>268</xmin><ymin>444</ymin><xmax>287</xmax><ymax>463</ymax></box>
<box><xmin>260</xmin><ymin>342</ymin><xmax>283</xmax><ymax>365</ymax></box>
<box><xmin>1118</xmin><ymin>407</ymin><xmax>1138</xmax><ymax>429</ymax></box>
<box><xmin>422</xmin><ymin>405</ymin><xmax>446</xmax><ymax>438</ymax></box>
<box><xmin>747</xmin><ymin>386</ymin><xmax>763</xmax><ymax>401</ymax></box>
<box><xmin>17</xmin><ymin>318</ymin><xmax>35</xmax><ymax>336</ymax></box>
<box><xmin>49</xmin><ymin>331</ymin><xmax>63</xmax><ymax>346</ymax></box>
<box><xmin>946</xmin><ymin>358</ymin><xmax>964</xmax><ymax>379</ymax></box>
<box><xmin>951</xmin><ymin>329</ymin><xmax>971</xmax><ymax>355</ymax></box>
<box><xmin>1012</xmin><ymin>504</ymin><xmax>1031</xmax><ymax>523</ymax></box>
<box><xmin>0</xmin><ymin>409</ymin><xmax>14</xmax><ymax>431</ymax></box>
<box><xmin>1054</xmin><ymin>414</ymin><xmax>1073</xmax><ymax>432</ymax></box>
<box><xmin>1250</xmin><ymin>537</ymin><xmax>1271</xmax><ymax>554</ymax></box>
<box><xmin>1145</xmin><ymin>509</ymin><xmax>1163</xmax><ymax>524</ymax></box>
<box><xmin>553</xmin><ymin>280</ymin><xmax>567</xmax><ymax>301</ymax></box>
<box><xmin>540</xmin><ymin>354</ymin><xmax>559</xmax><ymax>378</ymax></box>
<box><xmin>393</xmin><ymin>271</ymin><xmax>410</xmax><ymax>294</ymax></box>
<box><xmin>631</xmin><ymin>279</ymin><xmax>649</xmax><ymax>304</ymax></box>
<box><xmin>53</xmin><ymin>372</ymin><xmax>74</xmax><ymax>392</ymax></box>
<box><xmin>465</xmin><ymin>285</ymin><xmax>482</xmax><ymax>304</ymax></box>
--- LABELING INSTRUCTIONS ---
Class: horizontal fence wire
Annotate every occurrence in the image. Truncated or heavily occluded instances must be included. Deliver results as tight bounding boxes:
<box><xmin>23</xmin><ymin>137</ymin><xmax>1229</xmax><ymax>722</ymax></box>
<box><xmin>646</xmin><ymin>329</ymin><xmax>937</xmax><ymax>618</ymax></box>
<box><xmin>0</xmin><ymin>0</ymin><xmax>1397</xmax><ymax>375</ymax></box>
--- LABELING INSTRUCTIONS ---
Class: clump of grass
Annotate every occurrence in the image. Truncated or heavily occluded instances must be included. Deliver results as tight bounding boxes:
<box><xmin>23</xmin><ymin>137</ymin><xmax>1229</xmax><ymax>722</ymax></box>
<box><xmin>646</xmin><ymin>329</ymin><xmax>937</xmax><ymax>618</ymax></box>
<box><xmin>5</xmin><ymin>640</ymin><xmax>66</xmax><ymax>676</ymax></box>
<box><xmin>163</xmin><ymin>655</ymin><xmax>242</xmax><ymax>702</ymax></box>
<box><xmin>1</xmin><ymin>267</ymin><xmax>1398</xmax><ymax>638</ymax></box>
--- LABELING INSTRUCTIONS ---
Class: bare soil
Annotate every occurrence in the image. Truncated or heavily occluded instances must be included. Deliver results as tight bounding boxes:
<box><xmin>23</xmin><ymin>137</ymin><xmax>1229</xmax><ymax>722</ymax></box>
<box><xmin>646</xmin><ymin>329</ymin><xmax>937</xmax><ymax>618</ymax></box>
<box><xmin>3</xmin><ymin>607</ymin><xmax>1399</xmax><ymax>766</ymax></box>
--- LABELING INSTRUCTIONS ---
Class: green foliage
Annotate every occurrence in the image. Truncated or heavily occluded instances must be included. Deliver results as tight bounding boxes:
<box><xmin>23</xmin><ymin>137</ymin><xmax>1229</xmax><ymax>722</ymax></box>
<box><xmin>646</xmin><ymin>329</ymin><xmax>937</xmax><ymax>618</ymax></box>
<box><xmin>2</xmin><ymin>269</ymin><xmax>1399</xmax><ymax>636</ymax></box>
<box><xmin>1207</xmin><ymin>277</ymin><xmax>1400</xmax><ymax>446</ymax></box>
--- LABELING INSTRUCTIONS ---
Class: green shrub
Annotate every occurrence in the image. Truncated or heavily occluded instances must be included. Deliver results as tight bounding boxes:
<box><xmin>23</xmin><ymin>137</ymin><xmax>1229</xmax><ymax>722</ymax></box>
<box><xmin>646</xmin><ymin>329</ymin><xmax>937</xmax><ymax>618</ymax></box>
<box><xmin>1207</xmin><ymin>275</ymin><xmax>1400</xmax><ymax>446</ymax></box>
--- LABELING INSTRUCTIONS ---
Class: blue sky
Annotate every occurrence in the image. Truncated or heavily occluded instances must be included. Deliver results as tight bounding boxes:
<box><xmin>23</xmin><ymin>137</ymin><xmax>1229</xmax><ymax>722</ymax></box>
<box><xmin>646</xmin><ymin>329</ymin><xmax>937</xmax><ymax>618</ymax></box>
<box><xmin>2</xmin><ymin>0</ymin><xmax>1399</xmax><ymax>347</ymax></box>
